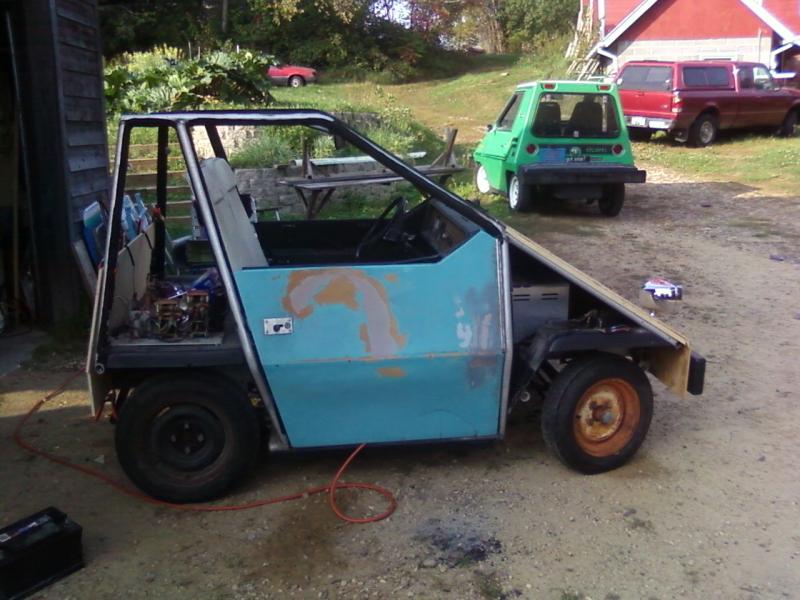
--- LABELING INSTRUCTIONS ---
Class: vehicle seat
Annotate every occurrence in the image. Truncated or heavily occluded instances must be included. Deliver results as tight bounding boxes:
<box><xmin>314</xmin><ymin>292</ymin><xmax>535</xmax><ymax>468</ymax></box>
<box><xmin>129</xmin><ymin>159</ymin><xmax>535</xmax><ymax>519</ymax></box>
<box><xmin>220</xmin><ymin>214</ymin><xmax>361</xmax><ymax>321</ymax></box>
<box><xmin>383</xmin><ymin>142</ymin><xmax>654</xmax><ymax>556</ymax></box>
<box><xmin>533</xmin><ymin>102</ymin><xmax>562</xmax><ymax>136</ymax></box>
<box><xmin>200</xmin><ymin>157</ymin><xmax>268</xmax><ymax>271</ymax></box>
<box><xmin>567</xmin><ymin>100</ymin><xmax>603</xmax><ymax>136</ymax></box>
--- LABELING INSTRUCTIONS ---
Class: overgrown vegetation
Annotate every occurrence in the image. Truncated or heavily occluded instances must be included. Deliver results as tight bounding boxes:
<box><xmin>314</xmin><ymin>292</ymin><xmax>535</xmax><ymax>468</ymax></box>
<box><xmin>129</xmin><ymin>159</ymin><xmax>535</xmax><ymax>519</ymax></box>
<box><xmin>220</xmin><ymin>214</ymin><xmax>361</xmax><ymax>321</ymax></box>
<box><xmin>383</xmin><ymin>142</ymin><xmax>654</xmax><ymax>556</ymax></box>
<box><xmin>230</xmin><ymin>88</ymin><xmax>442</xmax><ymax>168</ymax></box>
<box><xmin>104</xmin><ymin>45</ymin><xmax>273</xmax><ymax>114</ymax></box>
<box><xmin>99</xmin><ymin>0</ymin><xmax>579</xmax><ymax>84</ymax></box>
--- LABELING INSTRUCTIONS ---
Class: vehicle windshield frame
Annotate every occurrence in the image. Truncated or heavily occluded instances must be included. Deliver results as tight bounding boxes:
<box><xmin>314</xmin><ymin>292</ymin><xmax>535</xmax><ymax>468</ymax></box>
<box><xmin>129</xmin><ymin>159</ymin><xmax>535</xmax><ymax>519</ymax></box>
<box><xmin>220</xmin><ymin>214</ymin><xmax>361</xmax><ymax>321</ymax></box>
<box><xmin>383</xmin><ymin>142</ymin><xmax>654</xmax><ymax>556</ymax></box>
<box><xmin>119</xmin><ymin>109</ymin><xmax>504</xmax><ymax>238</ymax></box>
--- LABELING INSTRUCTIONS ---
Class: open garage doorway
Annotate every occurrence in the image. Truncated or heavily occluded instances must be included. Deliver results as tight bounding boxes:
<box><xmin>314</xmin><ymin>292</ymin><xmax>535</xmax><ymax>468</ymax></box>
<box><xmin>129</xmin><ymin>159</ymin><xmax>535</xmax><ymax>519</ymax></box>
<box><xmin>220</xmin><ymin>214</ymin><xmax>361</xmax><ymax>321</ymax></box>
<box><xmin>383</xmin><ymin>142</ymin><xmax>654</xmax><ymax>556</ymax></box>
<box><xmin>0</xmin><ymin>6</ymin><xmax>38</xmax><ymax>333</ymax></box>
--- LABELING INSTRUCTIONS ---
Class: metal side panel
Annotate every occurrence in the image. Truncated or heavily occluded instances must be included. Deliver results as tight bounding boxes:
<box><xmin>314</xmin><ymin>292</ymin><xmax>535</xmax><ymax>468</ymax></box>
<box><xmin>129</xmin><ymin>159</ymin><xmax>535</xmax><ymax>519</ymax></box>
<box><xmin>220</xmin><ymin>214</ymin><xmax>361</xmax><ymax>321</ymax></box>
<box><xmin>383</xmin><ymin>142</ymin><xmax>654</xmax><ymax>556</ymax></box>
<box><xmin>504</xmin><ymin>227</ymin><xmax>693</xmax><ymax>397</ymax></box>
<box><xmin>497</xmin><ymin>238</ymin><xmax>514</xmax><ymax>436</ymax></box>
<box><xmin>235</xmin><ymin>231</ymin><xmax>505</xmax><ymax>448</ymax></box>
<box><xmin>177</xmin><ymin>124</ymin><xmax>290</xmax><ymax>448</ymax></box>
<box><xmin>86</xmin><ymin>122</ymin><xmax>127</xmax><ymax>415</ymax></box>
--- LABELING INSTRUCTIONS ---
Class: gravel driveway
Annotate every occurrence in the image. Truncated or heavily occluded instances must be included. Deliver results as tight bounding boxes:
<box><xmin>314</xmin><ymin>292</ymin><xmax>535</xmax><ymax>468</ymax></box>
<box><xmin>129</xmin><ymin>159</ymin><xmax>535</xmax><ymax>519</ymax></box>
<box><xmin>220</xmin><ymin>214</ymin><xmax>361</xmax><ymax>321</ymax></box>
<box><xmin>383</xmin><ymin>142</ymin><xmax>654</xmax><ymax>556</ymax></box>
<box><xmin>1</xmin><ymin>166</ymin><xmax>798</xmax><ymax>600</ymax></box>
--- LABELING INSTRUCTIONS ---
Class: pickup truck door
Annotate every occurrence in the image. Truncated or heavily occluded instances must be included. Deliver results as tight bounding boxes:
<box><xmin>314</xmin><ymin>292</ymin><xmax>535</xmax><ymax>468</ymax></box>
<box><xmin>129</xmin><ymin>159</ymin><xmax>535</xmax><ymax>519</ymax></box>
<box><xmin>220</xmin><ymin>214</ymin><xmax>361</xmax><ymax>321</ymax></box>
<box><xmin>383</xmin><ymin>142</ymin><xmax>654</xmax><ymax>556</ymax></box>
<box><xmin>752</xmin><ymin>65</ymin><xmax>790</xmax><ymax>126</ymax></box>
<box><xmin>735</xmin><ymin>66</ymin><xmax>764</xmax><ymax>127</ymax></box>
<box><xmin>234</xmin><ymin>224</ymin><xmax>507</xmax><ymax>448</ymax></box>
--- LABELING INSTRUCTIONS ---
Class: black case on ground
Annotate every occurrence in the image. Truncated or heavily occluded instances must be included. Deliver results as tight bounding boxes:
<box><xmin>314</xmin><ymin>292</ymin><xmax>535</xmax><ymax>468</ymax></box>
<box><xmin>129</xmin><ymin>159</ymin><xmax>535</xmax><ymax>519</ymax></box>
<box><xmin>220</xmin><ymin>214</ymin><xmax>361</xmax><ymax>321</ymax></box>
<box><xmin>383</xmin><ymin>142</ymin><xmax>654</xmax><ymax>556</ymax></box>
<box><xmin>0</xmin><ymin>507</ymin><xmax>83</xmax><ymax>599</ymax></box>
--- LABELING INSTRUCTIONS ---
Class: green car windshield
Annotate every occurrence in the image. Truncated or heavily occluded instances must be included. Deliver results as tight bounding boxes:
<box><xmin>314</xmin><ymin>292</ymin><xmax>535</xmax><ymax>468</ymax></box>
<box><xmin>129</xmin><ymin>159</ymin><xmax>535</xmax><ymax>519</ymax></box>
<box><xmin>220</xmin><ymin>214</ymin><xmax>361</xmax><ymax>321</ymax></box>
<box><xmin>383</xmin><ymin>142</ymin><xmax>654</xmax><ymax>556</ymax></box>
<box><xmin>532</xmin><ymin>92</ymin><xmax>620</xmax><ymax>139</ymax></box>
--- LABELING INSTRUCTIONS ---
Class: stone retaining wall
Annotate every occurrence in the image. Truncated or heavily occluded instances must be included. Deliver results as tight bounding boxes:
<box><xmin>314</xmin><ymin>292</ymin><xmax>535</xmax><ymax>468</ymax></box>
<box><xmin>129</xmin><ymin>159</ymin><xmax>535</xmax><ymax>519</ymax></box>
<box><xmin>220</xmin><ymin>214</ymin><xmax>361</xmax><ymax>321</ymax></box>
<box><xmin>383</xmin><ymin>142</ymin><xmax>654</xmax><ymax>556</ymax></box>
<box><xmin>233</xmin><ymin>162</ymin><xmax>398</xmax><ymax>217</ymax></box>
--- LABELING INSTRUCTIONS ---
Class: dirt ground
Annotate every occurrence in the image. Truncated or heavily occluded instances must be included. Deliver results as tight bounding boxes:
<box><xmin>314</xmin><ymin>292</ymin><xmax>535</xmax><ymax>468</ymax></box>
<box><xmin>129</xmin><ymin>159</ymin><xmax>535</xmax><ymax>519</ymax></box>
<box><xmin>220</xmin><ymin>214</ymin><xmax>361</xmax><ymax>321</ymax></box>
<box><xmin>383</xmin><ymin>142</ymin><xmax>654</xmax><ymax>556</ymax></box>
<box><xmin>2</xmin><ymin>166</ymin><xmax>799</xmax><ymax>600</ymax></box>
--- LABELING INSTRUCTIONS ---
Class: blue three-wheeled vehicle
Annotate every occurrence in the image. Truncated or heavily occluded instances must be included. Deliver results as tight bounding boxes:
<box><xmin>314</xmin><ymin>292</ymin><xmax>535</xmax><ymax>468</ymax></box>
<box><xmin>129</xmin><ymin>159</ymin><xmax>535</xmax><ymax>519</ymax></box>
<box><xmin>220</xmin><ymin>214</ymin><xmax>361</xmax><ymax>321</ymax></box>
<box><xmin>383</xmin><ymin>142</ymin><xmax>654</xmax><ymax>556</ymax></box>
<box><xmin>86</xmin><ymin>111</ymin><xmax>704</xmax><ymax>502</ymax></box>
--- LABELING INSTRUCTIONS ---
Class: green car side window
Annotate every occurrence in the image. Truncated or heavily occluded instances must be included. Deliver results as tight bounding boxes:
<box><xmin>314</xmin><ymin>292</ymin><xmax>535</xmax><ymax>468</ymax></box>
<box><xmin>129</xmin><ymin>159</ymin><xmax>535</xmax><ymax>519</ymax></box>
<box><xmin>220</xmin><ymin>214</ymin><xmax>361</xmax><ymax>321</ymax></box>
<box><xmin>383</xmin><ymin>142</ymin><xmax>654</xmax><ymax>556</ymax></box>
<box><xmin>496</xmin><ymin>92</ymin><xmax>524</xmax><ymax>130</ymax></box>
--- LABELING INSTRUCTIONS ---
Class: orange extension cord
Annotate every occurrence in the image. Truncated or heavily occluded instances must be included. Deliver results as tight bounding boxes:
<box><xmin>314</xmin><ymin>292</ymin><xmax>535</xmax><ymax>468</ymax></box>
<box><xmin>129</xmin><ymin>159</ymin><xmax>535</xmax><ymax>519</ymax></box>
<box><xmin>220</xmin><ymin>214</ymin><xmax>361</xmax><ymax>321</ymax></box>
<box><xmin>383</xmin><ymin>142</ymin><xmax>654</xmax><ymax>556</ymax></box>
<box><xmin>12</xmin><ymin>370</ymin><xmax>396</xmax><ymax>523</ymax></box>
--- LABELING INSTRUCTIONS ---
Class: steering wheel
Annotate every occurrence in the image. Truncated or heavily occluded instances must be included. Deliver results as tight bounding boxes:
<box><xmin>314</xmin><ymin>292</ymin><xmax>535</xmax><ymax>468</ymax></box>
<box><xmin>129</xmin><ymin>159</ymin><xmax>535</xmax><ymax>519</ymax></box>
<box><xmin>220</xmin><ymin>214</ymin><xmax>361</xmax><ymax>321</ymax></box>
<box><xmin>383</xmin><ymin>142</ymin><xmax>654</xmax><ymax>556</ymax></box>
<box><xmin>355</xmin><ymin>196</ymin><xmax>408</xmax><ymax>259</ymax></box>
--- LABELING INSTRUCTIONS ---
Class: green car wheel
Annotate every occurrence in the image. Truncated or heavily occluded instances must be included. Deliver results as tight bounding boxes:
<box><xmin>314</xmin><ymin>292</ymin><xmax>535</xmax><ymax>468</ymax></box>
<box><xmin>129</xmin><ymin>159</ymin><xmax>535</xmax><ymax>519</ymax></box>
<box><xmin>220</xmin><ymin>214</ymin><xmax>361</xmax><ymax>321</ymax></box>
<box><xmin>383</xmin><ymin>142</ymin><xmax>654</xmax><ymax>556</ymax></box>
<box><xmin>475</xmin><ymin>164</ymin><xmax>492</xmax><ymax>194</ymax></box>
<box><xmin>508</xmin><ymin>175</ymin><xmax>533</xmax><ymax>212</ymax></box>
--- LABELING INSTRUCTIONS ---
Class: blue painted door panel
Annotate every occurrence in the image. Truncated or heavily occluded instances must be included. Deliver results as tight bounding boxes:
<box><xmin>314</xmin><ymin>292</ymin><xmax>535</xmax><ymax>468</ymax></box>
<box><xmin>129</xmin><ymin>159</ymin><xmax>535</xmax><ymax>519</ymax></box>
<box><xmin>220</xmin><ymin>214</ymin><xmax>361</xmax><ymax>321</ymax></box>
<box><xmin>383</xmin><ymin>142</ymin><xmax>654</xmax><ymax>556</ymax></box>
<box><xmin>234</xmin><ymin>231</ymin><xmax>505</xmax><ymax>448</ymax></box>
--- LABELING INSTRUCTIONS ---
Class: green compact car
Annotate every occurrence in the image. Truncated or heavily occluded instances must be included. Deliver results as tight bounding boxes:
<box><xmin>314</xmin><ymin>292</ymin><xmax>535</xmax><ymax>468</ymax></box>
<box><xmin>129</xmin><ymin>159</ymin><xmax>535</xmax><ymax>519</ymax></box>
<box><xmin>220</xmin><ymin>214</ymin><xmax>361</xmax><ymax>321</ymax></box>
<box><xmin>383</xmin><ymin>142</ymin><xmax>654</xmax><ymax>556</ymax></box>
<box><xmin>474</xmin><ymin>80</ymin><xmax>646</xmax><ymax>216</ymax></box>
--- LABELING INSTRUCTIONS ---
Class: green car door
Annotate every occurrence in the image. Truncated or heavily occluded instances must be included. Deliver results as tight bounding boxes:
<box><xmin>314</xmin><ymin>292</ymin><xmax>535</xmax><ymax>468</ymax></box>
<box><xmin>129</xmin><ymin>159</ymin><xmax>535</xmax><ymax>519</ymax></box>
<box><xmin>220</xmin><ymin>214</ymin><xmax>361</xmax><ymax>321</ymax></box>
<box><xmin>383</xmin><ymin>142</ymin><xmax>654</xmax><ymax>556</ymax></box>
<box><xmin>474</xmin><ymin>89</ymin><xmax>529</xmax><ymax>195</ymax></box>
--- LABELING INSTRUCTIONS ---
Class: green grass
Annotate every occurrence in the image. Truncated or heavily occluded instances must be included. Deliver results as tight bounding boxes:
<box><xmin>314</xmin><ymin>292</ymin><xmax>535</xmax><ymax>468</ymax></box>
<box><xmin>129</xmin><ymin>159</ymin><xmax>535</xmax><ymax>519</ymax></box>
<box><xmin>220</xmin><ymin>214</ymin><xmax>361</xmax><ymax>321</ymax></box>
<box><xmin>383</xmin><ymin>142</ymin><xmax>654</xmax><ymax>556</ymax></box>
<box><xmin>633</xmin><ymin>132</ymin><xmax>800</xmax><ymax>195</ymax></box>
<box><xmin>107</xmin><ymin>41</ymin><xmax>799</xmax><ymax>201</ymax></box>
<box><xmin>271</xmin><ymin>43</ymin><xmax>571</xmax><ymax>145</ymax></box>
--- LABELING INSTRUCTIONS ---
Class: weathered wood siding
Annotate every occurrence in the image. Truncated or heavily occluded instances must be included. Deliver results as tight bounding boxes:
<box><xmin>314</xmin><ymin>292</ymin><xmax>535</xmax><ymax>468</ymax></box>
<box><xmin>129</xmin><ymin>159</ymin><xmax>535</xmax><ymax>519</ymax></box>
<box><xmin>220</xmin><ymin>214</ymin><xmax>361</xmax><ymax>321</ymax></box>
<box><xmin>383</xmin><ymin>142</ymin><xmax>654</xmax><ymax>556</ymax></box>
<box><xmin>9</xmin><ymin>0</ymin><xmax>108</xmax><ymax>323</ymax></box>
<box><xmin>55</xmin><ymin>0</ymin><xmax>109</xmax><ymax>222</ymax></box>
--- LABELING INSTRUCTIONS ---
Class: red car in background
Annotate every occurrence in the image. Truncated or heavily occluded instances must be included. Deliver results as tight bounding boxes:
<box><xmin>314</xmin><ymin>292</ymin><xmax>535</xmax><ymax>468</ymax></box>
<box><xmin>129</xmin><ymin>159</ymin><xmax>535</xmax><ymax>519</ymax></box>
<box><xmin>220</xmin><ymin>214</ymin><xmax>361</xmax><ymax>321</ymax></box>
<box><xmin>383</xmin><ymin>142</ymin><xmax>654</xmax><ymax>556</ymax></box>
<box><xmin>267</xmin><ymin>64</ymin><xmax>317</xmax><ymax>88</ymax></box>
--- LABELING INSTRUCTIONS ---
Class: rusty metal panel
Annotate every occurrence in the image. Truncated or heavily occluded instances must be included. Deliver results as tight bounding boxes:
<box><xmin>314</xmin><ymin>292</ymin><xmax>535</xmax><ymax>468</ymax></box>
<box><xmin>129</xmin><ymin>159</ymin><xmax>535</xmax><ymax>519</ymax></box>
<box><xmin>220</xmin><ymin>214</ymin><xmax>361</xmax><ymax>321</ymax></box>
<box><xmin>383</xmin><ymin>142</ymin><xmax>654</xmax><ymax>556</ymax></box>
<box><xmin>234</xmin><ymin>231</ymin><xmax>506</xmax><ymax>447</ymax></box>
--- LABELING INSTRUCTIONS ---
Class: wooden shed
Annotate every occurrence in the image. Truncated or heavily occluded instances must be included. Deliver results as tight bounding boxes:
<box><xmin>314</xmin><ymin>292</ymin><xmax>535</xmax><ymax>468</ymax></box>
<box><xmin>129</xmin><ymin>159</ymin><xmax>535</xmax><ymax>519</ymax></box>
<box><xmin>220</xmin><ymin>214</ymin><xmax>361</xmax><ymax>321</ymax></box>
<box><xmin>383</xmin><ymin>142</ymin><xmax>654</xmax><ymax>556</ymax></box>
<box><xmin>0</xmin><ymin>0</ymin><xmax>108</xmax><ymax>327</ymax></box>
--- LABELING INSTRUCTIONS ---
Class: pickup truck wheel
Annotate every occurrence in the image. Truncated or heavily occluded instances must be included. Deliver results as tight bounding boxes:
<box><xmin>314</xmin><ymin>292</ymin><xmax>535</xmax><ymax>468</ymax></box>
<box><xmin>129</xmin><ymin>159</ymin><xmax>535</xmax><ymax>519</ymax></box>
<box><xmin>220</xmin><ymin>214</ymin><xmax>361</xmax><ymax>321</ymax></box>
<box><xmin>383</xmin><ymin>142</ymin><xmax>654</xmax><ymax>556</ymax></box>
<box><xmin>779</xmin><ymin>110</ymin><xmax>798</xmax><ymax>137</ymax></box>
<box><xmin>115</xmin><ymin>373</ymin><xmax>260</xmax><ymax>503</ymax></box>
<box><xmin>289</xmin><ymin>75</ymin><xmax>305</xmax><ymax>88</ymax></box>
<box><xmin>541</xmin><ymin>354</ymin><xmax>653</xmax><ymax>474</ymax></box>
<box><xmin>507</xmin><ymin>174</ymin><xmax>533</xmax><ymax>212</ymax></box>
<box><xmin>598</xmin><ymin>183</ymin><xmax>625</xmax><ymax>217</ymax></box>
<box><xmin>475</xmin><ymin>164</ymin><xmax>492</xmax><ymax>194</ymax></box>
<box><xmin>688</xmin><ymin>114</ymin><xmax>718</xmax><ymax>147</ymax></box>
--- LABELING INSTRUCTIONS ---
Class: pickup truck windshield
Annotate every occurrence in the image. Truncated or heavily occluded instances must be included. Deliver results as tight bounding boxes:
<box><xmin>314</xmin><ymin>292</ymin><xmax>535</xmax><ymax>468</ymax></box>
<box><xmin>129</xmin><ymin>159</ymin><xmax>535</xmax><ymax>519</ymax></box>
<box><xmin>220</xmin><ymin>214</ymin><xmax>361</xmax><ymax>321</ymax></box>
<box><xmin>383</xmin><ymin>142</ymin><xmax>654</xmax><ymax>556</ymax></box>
<box><xmin>617</xmin><ymin>65</ymin><xmax>673</xmax><ymax>91</ymax></box>
<box><xmin>532</xmin><ymin>92</ymin><xmax>620</xmax><ymax>138</ymax></box>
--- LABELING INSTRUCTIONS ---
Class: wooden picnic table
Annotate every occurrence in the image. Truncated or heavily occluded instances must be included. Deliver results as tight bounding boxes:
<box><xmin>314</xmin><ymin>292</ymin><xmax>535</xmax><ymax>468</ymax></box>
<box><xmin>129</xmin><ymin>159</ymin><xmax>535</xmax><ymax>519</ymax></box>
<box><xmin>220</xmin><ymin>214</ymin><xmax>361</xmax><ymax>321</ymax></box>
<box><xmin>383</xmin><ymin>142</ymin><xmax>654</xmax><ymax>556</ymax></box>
<box><xmin>278</xmin><ymin>128</ymin><xmax>463</xmax><ymax>219</ymax></box>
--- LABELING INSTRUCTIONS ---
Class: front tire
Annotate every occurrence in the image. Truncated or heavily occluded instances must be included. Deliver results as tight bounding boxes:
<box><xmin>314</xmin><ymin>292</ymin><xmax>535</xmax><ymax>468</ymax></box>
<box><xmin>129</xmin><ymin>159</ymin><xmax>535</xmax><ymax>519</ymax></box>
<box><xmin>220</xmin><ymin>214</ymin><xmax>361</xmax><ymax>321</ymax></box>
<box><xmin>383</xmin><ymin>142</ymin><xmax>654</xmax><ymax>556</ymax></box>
<box><xmin>507</xmin><ymin>174</ymin><xmax>532</xmax><ymax>212</ymax></box>
<box><xmin>475</xmin><ymin>164</ymin><xmax>492</xmax><ymax>194</ymax></box>
<box><xmin>598</xmin><ymin>183</ymin><xmax>625</xmax><ymax>217</ymax></box>
<box><xmin>779</xmin><ymin>110</ymin><xmax>798</xmax><ymax>137</ymax></box>
<box><xmin>541</xmin><ymin>354</ymin><xmax>653</xmax><ymax>474</ymax></box>
<box><xmin>688</xmin><ymin>114</ymin><xmax>718</xmax><ymax>147</ymax></box>
<box><xmin>115</xmin><ymin>373</ymin><xmax>261</xmax><ymax>503</ymax></box>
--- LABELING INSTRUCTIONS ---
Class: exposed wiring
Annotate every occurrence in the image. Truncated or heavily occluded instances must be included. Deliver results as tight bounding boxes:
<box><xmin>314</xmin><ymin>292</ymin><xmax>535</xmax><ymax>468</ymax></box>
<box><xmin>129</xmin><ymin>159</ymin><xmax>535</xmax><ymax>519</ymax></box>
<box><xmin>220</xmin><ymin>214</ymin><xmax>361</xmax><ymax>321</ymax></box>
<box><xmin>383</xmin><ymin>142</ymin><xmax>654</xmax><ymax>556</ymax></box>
<box><xmin>13</xmin><ymin>369</ymin><xmax>396</xmax><ymax>523</ymax></box>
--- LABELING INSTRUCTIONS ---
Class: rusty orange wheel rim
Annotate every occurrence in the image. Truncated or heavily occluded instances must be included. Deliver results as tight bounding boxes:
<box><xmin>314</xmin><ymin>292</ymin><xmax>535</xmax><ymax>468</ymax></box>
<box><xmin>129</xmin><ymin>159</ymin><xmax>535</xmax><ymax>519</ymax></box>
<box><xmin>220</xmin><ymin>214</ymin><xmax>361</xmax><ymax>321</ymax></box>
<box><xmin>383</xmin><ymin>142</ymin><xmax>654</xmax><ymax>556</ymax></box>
<box><xmin>573</xmin><ymin>378</ymin><xmax>641</xmax><ymax>457</ymax></box>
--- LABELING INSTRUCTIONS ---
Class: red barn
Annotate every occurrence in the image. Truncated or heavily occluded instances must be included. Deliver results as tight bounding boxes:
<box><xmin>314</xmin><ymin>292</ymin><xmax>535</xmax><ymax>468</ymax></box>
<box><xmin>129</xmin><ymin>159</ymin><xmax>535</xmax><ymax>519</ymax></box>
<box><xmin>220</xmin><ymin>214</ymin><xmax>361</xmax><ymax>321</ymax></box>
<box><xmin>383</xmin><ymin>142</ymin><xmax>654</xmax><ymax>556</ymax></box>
<box><xmin>582</xmin><ymin>0</ymin><xmax>800</xmax><ymax>75</ymax></box>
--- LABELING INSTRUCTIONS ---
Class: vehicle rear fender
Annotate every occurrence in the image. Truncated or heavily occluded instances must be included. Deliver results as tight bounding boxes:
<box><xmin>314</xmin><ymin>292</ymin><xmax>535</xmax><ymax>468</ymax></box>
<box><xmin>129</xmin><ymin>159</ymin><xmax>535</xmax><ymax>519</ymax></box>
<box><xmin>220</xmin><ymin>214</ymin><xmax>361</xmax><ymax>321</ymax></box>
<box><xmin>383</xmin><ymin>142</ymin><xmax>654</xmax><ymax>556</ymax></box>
<box><xmin>697</xmin><ymin>105</ymin><xmax>720</xmax><ymax>124</ymax></box>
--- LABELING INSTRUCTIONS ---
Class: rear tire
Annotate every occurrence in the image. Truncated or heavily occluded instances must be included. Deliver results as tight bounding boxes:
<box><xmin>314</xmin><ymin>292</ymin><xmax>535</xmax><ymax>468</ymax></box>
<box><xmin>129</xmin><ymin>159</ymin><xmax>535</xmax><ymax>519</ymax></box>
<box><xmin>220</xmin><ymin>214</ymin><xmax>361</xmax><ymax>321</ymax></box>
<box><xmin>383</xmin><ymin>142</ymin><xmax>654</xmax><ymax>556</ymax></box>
<box><xmin>289</xmin><ymin>75</ymin><xmax>305</xmax><ymax>88</ymax></box>
<box><xmin>507</xmin><ymin>174</ymin><xmax>533</xmax><ymax>212</ymax></box>
<box><xmin>598</xmin><ymin>183</ymin><xmax>625</xmax><ymax>217</ymax></box>
<box><xmin>115</xmin><ymin>373</ymin><xmax>261</xmax><ymax>503</ymax></box>
<box><xmin>541</xmin><ymin>354</ymin><xmax>653</xmax><ymax>474</ymax></box>
<box><xmin>688</xmin><ymin>114</ymin><xmax>718</xmax><ymax>147</ymax></box>
<box><xmin>779</xmin><ymin>110</ymin><xmax>798</xmax><ymax>137</ymax></box>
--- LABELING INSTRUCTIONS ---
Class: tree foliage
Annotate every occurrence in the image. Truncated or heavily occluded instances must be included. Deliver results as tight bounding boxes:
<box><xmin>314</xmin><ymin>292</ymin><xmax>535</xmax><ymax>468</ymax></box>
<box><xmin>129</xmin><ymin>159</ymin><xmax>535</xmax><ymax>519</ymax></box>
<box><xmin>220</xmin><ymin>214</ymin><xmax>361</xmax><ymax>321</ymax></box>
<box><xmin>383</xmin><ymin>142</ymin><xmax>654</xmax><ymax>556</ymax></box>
<box><xmin>99</xmin><ymin>0</ymin><xmax>579</xmax><ymax>78</ymax></box>
<box><xmin>404</xmin><ymin>0</ymin><xmax>578</xmax><ymax>52</ymax></box>
<box><xmin>104</xmin><ymin>45</ymin><xmax>273</xmax><ymax>114</ymax></box>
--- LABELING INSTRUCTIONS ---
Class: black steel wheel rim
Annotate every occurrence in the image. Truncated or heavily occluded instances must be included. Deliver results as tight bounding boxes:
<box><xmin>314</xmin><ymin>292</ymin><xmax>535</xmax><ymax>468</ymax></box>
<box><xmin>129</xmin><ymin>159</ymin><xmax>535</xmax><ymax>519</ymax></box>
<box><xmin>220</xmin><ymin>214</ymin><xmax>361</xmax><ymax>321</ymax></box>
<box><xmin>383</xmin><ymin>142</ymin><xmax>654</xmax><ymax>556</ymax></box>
<box><xmin>149</xmin><ymin>405</ymin><xmax>225</xmax><ymax>471</ymax></box>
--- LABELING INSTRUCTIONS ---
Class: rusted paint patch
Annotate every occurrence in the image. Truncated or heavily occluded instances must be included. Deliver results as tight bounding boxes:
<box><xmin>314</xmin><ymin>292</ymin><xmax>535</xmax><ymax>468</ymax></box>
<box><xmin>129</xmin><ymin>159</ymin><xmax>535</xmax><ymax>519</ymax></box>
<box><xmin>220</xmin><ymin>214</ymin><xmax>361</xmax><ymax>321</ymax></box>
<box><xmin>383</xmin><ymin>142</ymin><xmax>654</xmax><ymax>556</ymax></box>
<box><xmin>314</xmin><ymin>275</ymin><xmax>358</xmax><ymax>310</ymax></box>
<box><xmin>282</xmin><ymin>268</ymin><xmax>407</xmax><ymax>356</ymax></box>
<box><xmin>377</xmin><ymin>367</ymin><xmax>406</xmax><ymax>378</ymax></box>
<box><xmin>359</xmin><ymin>323</ymin><xmax>371</xmax><ymax>353</ymax></box>
<box><xmin>384</xmin><ymin>273</ymin><xmax>398</xmax><ymax>283</ymax></box>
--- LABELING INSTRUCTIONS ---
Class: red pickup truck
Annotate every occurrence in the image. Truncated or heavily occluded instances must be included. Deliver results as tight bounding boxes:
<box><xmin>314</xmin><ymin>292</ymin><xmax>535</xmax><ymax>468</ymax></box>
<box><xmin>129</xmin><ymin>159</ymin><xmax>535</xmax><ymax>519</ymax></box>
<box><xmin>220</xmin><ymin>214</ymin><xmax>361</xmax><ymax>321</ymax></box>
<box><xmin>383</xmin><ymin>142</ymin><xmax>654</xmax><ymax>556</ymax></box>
<box><xmin>616</xmin><ymin>60</ymin><xmax>800</xmax><ymax>146</ymax></box>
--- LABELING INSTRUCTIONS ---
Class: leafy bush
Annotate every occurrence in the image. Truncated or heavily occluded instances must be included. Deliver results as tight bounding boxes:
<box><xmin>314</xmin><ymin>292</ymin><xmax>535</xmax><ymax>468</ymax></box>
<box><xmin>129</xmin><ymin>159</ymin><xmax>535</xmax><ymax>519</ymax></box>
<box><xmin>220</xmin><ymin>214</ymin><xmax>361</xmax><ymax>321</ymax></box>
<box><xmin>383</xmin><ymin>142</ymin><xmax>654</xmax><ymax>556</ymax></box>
<box><xmin>229</xmin><ymin>97</ymin><xmax>441</xmax><ymax>169</ymax></box>
<box><xmin>104</xmin><ymin>45</ymin><xmax>274</xmax><ymax>114</ymax></box>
